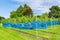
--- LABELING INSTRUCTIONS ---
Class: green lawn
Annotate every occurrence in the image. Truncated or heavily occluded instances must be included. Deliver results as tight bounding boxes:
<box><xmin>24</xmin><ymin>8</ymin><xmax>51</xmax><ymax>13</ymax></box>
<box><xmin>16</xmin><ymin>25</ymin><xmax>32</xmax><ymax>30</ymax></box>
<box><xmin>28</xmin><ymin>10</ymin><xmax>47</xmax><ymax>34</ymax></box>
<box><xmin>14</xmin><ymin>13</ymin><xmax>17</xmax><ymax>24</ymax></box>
<box><xmin>0</xmin><ymin>23</ymin><xmax>60</xmax><ymax>40</ymax></box>
<box><xmin>0</xmin><ymin>27</ymin><xmax>36</xmax><ymax>40</ymax></box>
<box><xmin>19</xmin><ymin>25</ymin><xmax>60</xmax><ymax>40</ymax></box>
<box><xmin>0</xmin><ymin>23</ymin><xmax>36</xmax><ymax>40</ymax></box>
<box><xmin>39</xmin><ymin>25</ymin><xmax>60</xmax><ymax>40</ymax></box>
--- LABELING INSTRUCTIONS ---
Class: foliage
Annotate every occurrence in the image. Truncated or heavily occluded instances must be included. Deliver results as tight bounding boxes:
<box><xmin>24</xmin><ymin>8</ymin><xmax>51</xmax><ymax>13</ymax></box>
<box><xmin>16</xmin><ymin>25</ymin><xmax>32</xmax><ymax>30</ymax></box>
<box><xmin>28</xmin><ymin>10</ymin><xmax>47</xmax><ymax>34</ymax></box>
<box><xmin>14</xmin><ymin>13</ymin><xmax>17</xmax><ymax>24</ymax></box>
<box><xmin>2</xmin><ymin>16</ymin><xmax>36</xmax><ymax>23</ymax></box>
<box><xmin>10</xmin><ymin>11</ymin><xmax>17</xmax><ymax>18</ymax></box>
<box><xmin>37</xmin><ymin>13</ymin><xmax>50</xmax><ymax>22</ymax></box>
<box><xmin>10</xmin><ymin>4</ymin><xmax>33</xmax><ymax>18</ymax></box>
<box><xmin>0</xmin><ymin>16</ymin><xmax>5</xmax><ymax>23</ymax></box>
<box><xmin>48</xmin><ymin>6</ymin><xmax>60</xmax><ymax>18</ymax></box>
<box><xmin>2</xmin><ymin>5</ymin><xmax>60</xmax><ymax>24</ymax></box>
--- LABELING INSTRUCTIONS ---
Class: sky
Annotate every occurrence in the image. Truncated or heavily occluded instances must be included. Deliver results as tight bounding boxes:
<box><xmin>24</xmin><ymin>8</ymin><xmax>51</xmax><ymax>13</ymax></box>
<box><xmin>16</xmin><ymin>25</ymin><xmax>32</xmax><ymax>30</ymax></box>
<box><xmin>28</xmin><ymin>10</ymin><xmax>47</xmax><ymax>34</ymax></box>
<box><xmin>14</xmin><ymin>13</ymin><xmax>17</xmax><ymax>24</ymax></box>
<box><xmin>0</xmin><ymin>0</ymin><xmax>60</xmax><ymax>18</ymax></box>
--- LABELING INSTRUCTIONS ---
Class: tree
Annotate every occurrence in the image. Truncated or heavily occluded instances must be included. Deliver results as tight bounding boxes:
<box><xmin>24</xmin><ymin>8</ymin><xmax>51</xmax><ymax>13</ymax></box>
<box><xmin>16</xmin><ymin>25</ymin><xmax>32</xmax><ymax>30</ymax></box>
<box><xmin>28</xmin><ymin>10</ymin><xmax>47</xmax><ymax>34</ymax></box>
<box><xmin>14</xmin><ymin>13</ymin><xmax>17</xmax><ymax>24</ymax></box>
<box><xmin>23</xmin><ymin>4</ymin><xmax>33</xmax><ymax>16</ymax></box>
<box><xmin>0</xmin><ymin>16</ymin><xmax>5</xmax><ymax>20</ymax></box>
<box><xmin>48</xmin><ymin>6</ymin><xmax>60</xmax><ymax>18</ymax></box>
<box><xmin>0</xmin><ymin>16</ymin><xmax>5</xmax><ymax>23</ymax></box>
<box><xmin>41</xmin><ymin>13</ymin><xmax>48</xmax><ymax>18</ymax></box>
<box><xmin>10</xmin><ymin>11</ymin><xmax>17</xmax><ymax>18</ymax></box>
<box><xmin>10</xmin><ymin>4</ymin><xmax>33</xmax><ymax>18</ymax></box>
<box><xmin>16</xmin><ymin>5</ymin><xmax>23</xmax><ymax>17</ymax></box>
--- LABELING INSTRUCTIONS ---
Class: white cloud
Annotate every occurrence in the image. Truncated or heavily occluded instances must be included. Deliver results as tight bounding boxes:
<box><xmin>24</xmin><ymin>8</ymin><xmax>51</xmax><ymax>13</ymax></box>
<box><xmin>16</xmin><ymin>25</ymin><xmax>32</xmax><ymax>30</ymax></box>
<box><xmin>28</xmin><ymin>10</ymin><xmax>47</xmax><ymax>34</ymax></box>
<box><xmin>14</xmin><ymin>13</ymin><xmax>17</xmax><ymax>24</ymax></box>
<box><xmin>12</xmin><ymin>0</ymin><xmax>25</xmax><ymax>2</ymax></box>
<box><xmin>12</xmin><ymin>0</ymin><xmax>43</xmax><ymax>10</ymax></box>
<box><xmin>12</xmin><ymin>0</ymin><xmax>60</xmax><ymax>15</ymax></box>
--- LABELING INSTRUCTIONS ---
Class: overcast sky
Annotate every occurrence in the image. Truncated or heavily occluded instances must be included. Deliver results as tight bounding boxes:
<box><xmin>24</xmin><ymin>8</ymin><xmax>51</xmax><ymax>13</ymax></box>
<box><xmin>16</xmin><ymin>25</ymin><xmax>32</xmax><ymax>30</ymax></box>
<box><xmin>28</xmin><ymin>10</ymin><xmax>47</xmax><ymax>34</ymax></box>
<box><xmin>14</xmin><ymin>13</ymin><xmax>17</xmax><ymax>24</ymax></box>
<box><xmin>0</xmin><ymin>0</ymin><xmax>60</xmax><ymax>18</ymax></box>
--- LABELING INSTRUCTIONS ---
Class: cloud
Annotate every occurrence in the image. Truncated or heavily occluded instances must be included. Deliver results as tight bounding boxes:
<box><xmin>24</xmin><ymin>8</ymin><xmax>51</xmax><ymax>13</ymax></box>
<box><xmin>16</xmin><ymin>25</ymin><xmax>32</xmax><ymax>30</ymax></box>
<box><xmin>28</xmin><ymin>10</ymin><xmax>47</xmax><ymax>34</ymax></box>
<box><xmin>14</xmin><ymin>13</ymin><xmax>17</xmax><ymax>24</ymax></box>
<box><xmin>12</xmin><ymin>0</ymin><xmax>25</xmax><ymax>2</ymax></box>
<box><xmin>11</xmin><ymin>0</ymin><xmax>60</xmax><ymax>15</ymax></box>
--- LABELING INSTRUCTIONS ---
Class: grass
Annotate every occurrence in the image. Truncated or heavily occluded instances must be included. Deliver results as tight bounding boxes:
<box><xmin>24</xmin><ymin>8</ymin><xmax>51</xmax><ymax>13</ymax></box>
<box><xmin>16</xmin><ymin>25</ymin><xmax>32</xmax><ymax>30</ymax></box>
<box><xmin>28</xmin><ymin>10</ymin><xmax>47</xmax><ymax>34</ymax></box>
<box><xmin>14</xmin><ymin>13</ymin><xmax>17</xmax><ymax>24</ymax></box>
<box><xmin>0</xmin><ymin>23</ymin><xmax>36</xmax><ymax>40</ymax></box>
<box><xmin>0</xmin><ymin>23</ymin><xmax>60</xmax><ymax>40</ymax></box>
<box><xmin>39</xmin><ymin>25</ymin><xmax>60</xmax><ymax>40</ymax></box>
<box><xmin>18</xmin><ymin>25</ymin><xmax>60</xmax><ymax>40</ymax></box>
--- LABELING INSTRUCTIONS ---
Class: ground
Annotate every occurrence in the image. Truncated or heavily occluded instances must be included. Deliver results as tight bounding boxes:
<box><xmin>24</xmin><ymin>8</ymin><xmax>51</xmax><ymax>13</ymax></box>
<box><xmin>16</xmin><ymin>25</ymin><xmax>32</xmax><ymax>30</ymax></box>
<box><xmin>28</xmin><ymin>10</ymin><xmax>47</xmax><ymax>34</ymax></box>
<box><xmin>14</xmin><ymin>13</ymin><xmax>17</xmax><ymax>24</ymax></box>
<box><xmin>0</xmin><ymin>23</ymin><xmax>60</xmax><ymax>40</ymax></box>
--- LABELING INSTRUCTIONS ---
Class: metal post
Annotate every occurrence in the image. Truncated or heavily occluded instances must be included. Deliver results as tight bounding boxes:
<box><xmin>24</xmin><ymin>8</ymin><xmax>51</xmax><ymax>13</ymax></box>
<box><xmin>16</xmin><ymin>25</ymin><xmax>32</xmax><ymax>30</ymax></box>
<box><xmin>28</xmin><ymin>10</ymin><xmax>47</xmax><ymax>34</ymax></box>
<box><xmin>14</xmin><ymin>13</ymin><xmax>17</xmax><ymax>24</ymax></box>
<box><xmin>36</xmin><ymin>16</ymin><xmax>38</xmax><ymax>40</ymax></box>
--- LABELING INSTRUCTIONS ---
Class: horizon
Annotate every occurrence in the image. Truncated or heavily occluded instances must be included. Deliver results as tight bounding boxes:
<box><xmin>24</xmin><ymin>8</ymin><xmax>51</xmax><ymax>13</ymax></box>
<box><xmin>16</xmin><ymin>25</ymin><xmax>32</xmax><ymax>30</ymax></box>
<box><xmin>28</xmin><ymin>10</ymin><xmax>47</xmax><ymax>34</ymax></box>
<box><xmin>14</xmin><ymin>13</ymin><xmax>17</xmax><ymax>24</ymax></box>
<box><xmin>0</xmin><ymin>0</ymin><xmax>60</xmax><ymax>18</ymax></box>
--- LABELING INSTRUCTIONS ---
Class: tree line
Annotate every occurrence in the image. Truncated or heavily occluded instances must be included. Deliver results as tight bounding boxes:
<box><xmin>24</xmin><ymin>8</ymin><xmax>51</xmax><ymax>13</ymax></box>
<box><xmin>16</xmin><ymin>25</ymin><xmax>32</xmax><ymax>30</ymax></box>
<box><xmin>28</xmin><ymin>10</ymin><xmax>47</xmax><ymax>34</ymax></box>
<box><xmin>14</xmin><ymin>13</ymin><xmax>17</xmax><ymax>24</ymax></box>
<box><xmin>0</xmin><ymin>4</ymin><xmax>60</xmax><ymax>23</ymax></box>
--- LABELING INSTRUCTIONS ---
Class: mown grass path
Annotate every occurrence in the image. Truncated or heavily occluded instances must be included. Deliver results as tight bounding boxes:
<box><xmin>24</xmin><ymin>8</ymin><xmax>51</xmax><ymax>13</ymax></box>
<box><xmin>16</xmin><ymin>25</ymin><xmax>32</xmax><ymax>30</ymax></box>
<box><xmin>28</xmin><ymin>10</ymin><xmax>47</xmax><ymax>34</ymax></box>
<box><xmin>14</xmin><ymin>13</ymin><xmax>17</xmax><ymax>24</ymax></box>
<box><xmin>8</xmin><ymin>28</ymin><xmax>48</xmax><ymax>40</ymax></box>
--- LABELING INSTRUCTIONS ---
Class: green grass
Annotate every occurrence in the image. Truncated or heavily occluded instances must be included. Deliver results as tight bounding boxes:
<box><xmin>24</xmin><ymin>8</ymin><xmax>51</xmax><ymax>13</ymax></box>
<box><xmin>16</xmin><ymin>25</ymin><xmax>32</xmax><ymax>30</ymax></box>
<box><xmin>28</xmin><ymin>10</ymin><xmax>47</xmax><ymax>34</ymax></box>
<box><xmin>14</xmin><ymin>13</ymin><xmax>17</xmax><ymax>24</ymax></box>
<box><xmin>18</xmin><ymin>25</ymin><xmax>60</xmax><ymax>40</ymax></box>
<box><xmin>0</xmin><ymin>24</ymin><xmax>36</xmax><ymax>40</ymax></box>
<box><xmin>1</xmin><ymin>23</ymin><xmax>60</xmax><ymax>40</ymax></box>
<box><xmin>39</xmin><ymin>25</ymin><xmax>60</xmax><ymax>40</ymax></box>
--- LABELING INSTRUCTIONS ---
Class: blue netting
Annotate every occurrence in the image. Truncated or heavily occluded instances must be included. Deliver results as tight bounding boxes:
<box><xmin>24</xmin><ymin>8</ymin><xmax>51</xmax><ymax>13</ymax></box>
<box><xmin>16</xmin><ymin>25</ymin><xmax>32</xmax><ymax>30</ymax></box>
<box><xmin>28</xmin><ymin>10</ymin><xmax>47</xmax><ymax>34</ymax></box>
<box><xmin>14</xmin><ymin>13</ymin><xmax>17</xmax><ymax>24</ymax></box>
<box><xmin>2</xmin><ymin>20</ymin><xmax>59</xmax><ymax>29</ymax></box>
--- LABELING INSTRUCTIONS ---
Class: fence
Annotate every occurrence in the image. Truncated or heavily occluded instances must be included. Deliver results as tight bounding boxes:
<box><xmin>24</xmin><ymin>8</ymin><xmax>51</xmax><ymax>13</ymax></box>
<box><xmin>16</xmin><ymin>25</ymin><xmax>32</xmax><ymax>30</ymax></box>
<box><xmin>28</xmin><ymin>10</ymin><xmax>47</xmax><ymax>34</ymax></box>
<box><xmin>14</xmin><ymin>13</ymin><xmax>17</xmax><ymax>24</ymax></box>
<box><xmin>2</xmin><ymin>20</ymin><xmax>59</xmax><ymax>29</ymax></box>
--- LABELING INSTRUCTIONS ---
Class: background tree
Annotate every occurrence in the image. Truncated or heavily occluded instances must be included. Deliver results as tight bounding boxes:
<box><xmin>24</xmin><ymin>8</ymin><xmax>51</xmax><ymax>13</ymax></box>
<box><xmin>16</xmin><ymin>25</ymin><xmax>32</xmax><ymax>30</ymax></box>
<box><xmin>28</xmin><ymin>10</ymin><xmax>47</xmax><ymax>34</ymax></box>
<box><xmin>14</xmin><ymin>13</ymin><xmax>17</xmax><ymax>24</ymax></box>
<box><xmin>48</xmin><ymin>6</ymin><xmax>60</xmax><ymax>18</ymax></box>
<box><xmin>23</xmin><ymin>4</ymin><xmax>33</xmax><ymax>16</ymax></box>
<box><xmin>10</xmin><ymin>4</ymin><xmax>33</xmax><ymax>18</ymax></box>
<box><xmin>10</xmin><ymin>11</ymin><xmax>17</xmax><ymax>18</ymax></box>
<box><xmin>0</xmin><ymin>16</ymin><xmax>5</xmax><ymax>23</ymax></box>
<box><xmin>16</xmin><ymin>5</ymin><xmax>23</xmax><ymax>17</ymax></box>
